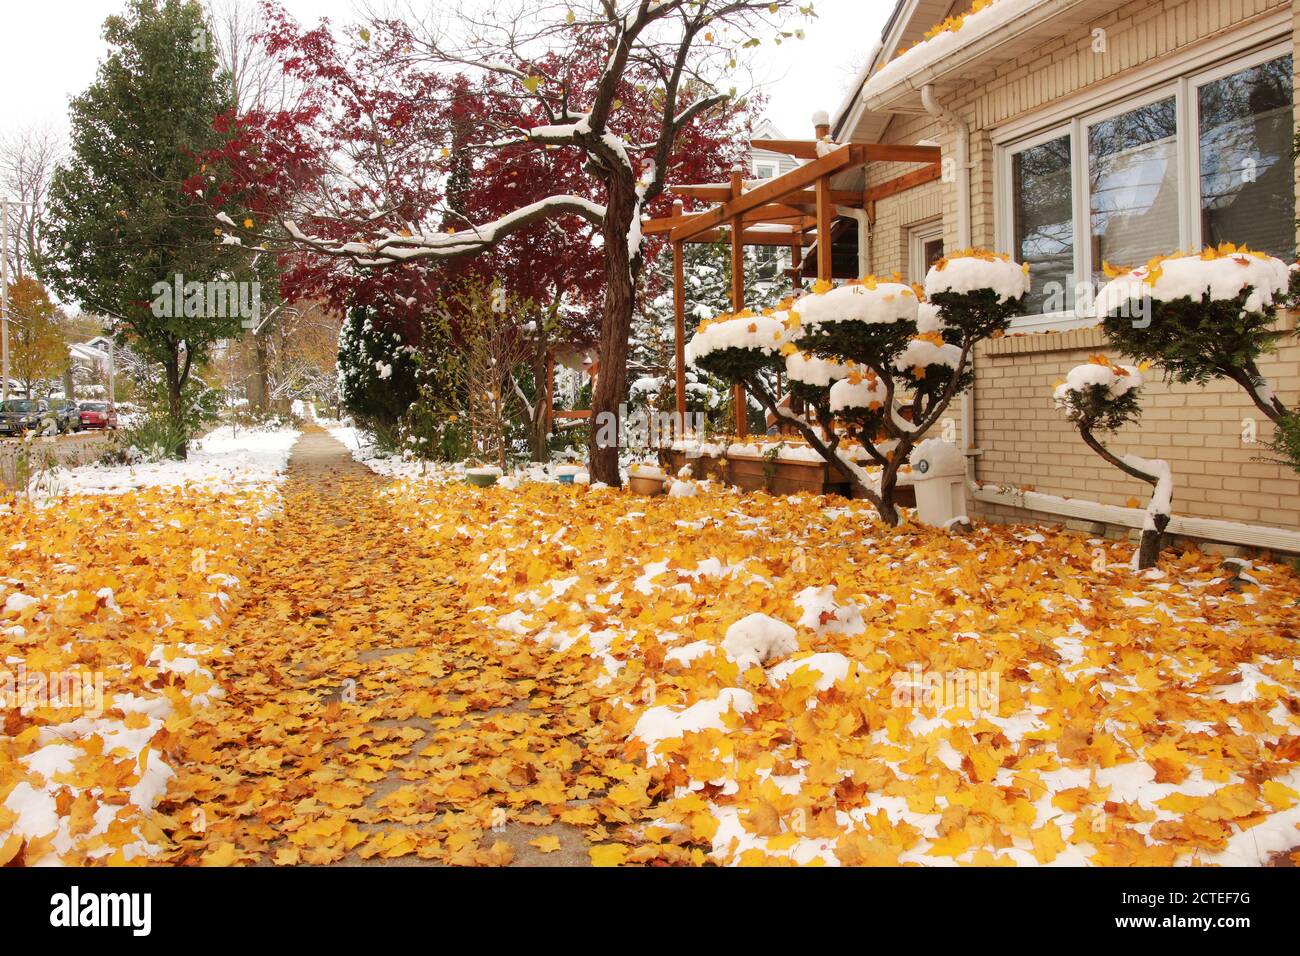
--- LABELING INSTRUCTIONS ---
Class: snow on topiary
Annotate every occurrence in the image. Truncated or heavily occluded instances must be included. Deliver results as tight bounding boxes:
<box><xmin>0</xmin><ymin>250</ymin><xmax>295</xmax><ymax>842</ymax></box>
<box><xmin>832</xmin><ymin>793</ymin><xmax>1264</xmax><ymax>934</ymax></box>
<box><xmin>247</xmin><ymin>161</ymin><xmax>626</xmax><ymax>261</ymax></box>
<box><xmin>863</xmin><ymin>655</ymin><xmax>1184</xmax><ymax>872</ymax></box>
<box><xmin>691</xmin><ymin>255</ymin><xmax>1027</xmax><ymax>526</ymax></box>
<box><xmin>1053</xmin><ymin>356</ymin><xmax>1171</xmax><ymax>569</ymax></box>
<box><xmin>722</xmin><ymin>612</ymin><xmax>799</xmax><ymax>671</ymax></box>
<box><xmin>1096</xmin><ymin>246</ymin><xmax>1295</xmax><ymax>455</ymax></box>
<box><xmin>681</xmin><ymin>306</ymin><xmax>790</xmax><ymax>369</ymax></box>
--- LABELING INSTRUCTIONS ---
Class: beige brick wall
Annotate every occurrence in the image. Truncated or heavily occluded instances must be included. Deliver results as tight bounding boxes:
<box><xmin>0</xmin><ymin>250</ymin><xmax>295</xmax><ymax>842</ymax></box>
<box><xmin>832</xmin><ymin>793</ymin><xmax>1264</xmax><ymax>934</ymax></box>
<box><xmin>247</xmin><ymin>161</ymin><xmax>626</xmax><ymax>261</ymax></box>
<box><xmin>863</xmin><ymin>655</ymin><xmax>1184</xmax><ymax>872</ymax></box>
<box><xmin>856</xmin><ymin>0</ymin><xmax>1299</xmax><ymax>544</ymax></box>
<box><xmin>972</xmin><ymin>323</ymin><xmax>1300</xmax><ymax>531</ymax></box>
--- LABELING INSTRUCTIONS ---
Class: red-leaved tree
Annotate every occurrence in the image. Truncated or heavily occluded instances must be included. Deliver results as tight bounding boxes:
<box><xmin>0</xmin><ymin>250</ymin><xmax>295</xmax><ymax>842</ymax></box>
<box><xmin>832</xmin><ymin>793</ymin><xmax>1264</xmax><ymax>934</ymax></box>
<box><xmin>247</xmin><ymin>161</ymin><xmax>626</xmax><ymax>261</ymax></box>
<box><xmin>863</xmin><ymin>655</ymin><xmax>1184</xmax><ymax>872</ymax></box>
<box><xmin>209</xmin><ymin>0</ymin><xmax>802</xmax><ymax>483</ymax></box>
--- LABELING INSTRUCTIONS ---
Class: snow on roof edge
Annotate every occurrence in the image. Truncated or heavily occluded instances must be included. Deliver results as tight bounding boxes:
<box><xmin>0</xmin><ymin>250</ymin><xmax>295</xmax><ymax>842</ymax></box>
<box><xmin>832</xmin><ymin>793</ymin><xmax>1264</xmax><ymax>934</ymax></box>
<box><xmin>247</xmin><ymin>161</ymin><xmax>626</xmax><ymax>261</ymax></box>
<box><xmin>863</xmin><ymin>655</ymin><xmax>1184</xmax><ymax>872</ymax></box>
<box><xmin>860</xmin><ymin>0</ymin><xmax>1054</xmax><ymax>104</ymax></box>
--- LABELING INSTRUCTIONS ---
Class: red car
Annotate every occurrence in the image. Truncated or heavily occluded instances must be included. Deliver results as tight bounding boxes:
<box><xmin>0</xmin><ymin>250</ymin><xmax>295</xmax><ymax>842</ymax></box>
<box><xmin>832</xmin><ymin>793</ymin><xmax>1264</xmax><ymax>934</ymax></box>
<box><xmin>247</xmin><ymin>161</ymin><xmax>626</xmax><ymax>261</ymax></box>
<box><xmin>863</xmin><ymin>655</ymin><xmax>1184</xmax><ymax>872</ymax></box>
<box><xmin>78</xmin><ymin>401</ymin><xmax>119</xmax><ymax>430</ymax></box>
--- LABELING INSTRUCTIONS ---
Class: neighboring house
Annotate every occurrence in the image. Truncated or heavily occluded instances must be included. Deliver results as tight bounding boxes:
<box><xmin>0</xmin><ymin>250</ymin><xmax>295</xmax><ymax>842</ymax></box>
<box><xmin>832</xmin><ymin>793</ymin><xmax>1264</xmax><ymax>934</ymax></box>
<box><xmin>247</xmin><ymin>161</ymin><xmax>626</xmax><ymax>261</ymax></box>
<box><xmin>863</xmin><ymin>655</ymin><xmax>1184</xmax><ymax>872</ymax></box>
<box><xmin>817</xmin><ymin>0</ymin><xmax>1300</xmax><ymax>553</ymax></box>
<box><xmin>749</xmin><ymin>119</ymin><xmax>800</xmax><ymax>283</ymax></box>
<box><xmin>749</xmin><ymin>118</ymin><xmax>801</xmax><ymax>181</ymax></box>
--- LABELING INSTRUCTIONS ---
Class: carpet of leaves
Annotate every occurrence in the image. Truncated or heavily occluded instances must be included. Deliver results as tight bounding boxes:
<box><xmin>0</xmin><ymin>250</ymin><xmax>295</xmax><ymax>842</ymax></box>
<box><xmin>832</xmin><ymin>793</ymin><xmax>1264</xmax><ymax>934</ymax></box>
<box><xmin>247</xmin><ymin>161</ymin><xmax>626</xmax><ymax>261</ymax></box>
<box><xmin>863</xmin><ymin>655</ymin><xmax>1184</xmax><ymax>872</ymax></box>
<box><xmin>3</xmin><ymin>473</ymin><xmax>1300</xmax><ymax>866</ymax></box>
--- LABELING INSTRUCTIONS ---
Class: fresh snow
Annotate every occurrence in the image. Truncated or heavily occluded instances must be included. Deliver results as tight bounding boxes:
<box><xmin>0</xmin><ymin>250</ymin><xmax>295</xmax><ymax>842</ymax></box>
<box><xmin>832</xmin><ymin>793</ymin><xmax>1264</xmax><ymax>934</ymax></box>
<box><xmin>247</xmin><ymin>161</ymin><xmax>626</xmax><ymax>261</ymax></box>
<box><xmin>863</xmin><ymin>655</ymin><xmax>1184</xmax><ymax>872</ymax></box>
<box><xmin>43</xmin><ymin>426</ymin><xmax>300</xmax><ymax>497</ymax></box>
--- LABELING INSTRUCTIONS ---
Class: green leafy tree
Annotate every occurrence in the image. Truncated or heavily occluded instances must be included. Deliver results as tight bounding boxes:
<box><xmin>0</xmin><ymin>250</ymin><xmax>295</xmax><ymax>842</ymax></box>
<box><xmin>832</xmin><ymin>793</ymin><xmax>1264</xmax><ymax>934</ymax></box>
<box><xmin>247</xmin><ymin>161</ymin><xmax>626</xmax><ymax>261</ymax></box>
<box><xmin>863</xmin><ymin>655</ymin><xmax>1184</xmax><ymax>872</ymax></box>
<box><xmin>40</xmin><ymin>0</ymin><xmax>242</xmax><ymax>453</ymax></box>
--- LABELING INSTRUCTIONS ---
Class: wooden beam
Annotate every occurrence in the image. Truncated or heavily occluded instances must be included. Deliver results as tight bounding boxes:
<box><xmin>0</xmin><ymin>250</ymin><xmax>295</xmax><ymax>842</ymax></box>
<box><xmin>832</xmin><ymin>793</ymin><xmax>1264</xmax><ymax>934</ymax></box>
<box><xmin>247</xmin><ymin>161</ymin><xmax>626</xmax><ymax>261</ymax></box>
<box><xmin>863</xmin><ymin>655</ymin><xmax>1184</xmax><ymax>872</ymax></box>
<box><xmin>670</xmin><ymin>145</ymin><xmax>856</xmax><ymax>244</ymax></box>
<box><xmin>643</xmin><ymin>222</ymin><xmax>808</xmax><ymax>245</ymax></box>
<box><xmin>668</xmin><ymin>183</ymin><xmax>864</xmax><ymax>206</ymax></box>
<box><xmin>672</xmin><ymin>239</ymin><xmax>686</xmax><ymax>422</ymax></box>
<box><xmin>859</xmin><ymin>144</ymin><xmax>942</xmax><ymax>164</ymax></box>
<box><xmin>864</xmin><ymin>163</ymin><xmax>943</xmax><ymax>202</ymax></box>
<box><xmin>751</xmin><ymin>139</ymin><xmax>822</xmax><ymax>160</ymax></box>
<box><xmin>751</xmin><ymin>140</ymin><xmax>941</xmax><ymax>166</ymax></box>
<box><xmin>742</xmin><ymin>202</ymin><xmax>807</xmax><ymax>222</ymax></box>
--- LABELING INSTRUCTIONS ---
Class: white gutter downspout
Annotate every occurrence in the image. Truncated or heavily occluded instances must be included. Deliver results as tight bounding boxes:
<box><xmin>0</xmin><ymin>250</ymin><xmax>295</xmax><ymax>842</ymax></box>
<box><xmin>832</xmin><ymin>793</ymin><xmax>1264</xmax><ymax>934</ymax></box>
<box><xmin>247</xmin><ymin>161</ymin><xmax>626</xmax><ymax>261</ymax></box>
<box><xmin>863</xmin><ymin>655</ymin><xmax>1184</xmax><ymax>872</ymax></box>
<box><xmin>920</xmin><ymin>83</ymin><xmax>978</xmax><ymax>489</ymax></box>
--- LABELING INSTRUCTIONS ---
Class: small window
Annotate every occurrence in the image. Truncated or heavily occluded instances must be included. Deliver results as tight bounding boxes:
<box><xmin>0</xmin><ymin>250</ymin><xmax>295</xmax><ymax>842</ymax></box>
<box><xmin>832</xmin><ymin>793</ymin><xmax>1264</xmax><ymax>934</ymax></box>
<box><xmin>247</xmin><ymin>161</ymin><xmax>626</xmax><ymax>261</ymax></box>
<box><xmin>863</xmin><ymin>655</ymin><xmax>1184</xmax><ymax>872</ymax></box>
<box><xmin>909</xmin><ymin>223</ymin><xmax>945</xmax><ymax>283</ymax></box>
<box><xmin>752</xmin><ymin>161</ymin><xmax>779</xmax><ymax>180</ymax></box>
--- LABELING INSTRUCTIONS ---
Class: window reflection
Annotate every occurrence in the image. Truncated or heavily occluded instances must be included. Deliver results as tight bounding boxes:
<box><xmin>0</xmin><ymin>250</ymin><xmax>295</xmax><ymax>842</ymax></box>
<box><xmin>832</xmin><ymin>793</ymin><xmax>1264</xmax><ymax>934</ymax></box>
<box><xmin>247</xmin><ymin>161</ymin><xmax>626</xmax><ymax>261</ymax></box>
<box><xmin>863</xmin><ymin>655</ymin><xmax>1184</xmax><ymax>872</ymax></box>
<box><xmin>1013</xmin><ymin>134</ymin><xmax>1073</xmax><ymax>314</ymax></box>
<box><xmin>1199</xmin><ymin>55</ymin><xmax>1295</xmax><ymax>261</ymax></box>
<box><xmin>1088</xmin><ymin>96</ymin><xmax>1180</xmax><ymax>283</ymax></box>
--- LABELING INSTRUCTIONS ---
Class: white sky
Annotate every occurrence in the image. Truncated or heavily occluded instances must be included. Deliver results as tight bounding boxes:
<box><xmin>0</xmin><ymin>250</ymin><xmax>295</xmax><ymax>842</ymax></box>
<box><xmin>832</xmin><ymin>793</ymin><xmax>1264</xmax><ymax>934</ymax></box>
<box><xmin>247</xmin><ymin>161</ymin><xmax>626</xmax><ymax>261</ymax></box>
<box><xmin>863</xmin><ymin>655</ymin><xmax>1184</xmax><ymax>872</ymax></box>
<box><xmin>0</xmin><ymin>0</ymin><xmax>889</xmax><ymax>144</ymax></box>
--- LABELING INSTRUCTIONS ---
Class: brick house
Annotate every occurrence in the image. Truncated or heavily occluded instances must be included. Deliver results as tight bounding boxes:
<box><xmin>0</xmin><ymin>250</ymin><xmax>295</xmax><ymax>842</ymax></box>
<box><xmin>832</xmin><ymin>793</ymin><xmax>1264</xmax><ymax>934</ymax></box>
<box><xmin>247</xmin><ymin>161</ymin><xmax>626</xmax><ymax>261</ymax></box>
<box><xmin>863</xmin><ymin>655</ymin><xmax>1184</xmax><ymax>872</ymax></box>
<box><xmin>821</xmin><ymin>0</ymin><xmax>1300</xmax><ymax>554</ymax></box>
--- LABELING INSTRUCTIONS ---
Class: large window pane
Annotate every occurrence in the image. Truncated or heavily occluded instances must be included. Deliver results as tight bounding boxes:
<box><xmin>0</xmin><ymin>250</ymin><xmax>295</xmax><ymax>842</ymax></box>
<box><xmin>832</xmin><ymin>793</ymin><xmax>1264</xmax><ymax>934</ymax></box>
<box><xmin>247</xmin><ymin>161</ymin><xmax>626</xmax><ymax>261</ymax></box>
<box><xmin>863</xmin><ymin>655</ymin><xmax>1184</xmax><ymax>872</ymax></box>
<box><xmin>1088</xmin><ymin>97</ymin><xmax>1179</xmax><ymax>283</ymax></box>
<box><xmin>1012</xmin><ymin>134</ymin><xmax>1073</xmax><ymax>314</ymax></box>
<box><xmin>1198</xmin><ymin>54</ymin><xmax>1295</xmax><ymax>261</ymax></box>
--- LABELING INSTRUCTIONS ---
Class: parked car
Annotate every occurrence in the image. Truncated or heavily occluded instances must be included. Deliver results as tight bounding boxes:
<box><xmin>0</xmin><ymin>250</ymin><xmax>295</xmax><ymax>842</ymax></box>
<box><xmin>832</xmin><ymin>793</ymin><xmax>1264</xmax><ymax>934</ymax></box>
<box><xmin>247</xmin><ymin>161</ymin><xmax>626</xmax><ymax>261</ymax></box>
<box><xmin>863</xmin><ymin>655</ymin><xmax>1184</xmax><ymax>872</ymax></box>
<box><xmin>0</xmin><ymin>399</ymin><xmax>54</xmax><ymax>437</ymax></box>
<box><xmin>47</xmin><ymin>398</ymin><xmax>81</xmax><ymax>433</ymax></box>
<box><xmin>78</xmin><ymin>401</ymin><xmax>119</xmax><ymax>430</ymax></box>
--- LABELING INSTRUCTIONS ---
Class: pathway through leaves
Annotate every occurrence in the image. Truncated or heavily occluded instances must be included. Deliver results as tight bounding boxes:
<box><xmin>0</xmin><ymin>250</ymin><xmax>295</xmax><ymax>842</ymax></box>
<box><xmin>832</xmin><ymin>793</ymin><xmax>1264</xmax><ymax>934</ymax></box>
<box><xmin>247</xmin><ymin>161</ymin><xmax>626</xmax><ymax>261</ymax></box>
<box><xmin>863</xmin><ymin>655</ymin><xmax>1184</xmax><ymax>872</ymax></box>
<box><xmin>164</xmin><ymin>428</ymin><xmax>625</xmax><ymax>866</ymax></box>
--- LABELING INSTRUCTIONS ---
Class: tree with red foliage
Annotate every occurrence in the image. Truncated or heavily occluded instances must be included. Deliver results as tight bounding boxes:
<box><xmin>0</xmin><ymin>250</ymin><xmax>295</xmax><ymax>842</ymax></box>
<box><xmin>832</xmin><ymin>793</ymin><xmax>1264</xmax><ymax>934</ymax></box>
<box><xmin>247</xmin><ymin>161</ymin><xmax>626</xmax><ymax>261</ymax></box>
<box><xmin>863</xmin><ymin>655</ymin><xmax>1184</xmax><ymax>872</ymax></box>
<box><xmin>212</xmin><ymin>0</ymin><xmax>806</xmax><ymax>484</ymax></box>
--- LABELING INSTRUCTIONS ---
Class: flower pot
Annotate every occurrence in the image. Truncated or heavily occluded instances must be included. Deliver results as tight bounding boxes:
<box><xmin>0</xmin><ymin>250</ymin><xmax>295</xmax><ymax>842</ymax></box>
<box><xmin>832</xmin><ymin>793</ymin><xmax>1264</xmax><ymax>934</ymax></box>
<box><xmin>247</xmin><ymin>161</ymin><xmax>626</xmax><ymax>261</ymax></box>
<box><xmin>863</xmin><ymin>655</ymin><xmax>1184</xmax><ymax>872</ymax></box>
<box><xmin>628</xmin><ymin>475</ymin><xmax>666</xmax><ymax>496</ymax></box>
<box><xmin>556</xmin><ymin>473</ymin><xmax>575</xmax><ymax>485</ymax></box>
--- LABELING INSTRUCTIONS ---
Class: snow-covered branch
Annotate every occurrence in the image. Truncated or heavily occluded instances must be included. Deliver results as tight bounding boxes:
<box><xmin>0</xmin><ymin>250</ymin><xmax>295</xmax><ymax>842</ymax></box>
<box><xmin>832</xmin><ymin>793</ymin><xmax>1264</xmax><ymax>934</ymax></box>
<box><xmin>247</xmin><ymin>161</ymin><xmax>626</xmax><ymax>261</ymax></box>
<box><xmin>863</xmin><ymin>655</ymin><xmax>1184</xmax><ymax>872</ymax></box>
<box><xmin>282</xmin><ymin>195</ymin><xmax>607</xmax><ymax>266</ymax></box>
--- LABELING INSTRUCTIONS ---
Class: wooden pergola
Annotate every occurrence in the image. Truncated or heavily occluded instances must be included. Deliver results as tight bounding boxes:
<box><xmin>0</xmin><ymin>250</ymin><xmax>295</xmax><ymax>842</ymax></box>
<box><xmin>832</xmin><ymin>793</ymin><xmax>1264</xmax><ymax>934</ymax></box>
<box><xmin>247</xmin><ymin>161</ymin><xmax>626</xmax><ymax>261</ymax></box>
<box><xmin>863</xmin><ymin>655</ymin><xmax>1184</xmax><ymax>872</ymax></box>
<box><xmin>643</xmin><ymin>119</ymin><xmax>941</xmax><ymax>436</ymax></box>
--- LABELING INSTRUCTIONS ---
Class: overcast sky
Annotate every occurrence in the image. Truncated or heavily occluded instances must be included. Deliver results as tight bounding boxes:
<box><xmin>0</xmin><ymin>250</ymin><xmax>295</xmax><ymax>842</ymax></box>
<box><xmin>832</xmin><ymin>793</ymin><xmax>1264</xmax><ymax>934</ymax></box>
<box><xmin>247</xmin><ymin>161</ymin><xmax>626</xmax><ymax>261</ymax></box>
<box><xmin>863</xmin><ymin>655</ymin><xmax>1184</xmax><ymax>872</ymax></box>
<box><xmin>0</xmin><ymin>0</ymin><xmax>889</xmax><ymax>144</ymax></box>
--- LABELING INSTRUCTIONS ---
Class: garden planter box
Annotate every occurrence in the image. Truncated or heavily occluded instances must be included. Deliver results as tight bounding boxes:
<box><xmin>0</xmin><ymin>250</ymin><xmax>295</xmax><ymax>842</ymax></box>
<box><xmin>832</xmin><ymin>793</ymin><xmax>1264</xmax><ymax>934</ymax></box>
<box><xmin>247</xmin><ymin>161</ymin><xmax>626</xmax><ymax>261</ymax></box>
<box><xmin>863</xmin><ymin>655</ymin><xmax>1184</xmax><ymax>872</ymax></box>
<box><xmin>661</xmin><ymin>449</ymin><xmax>853</xmax><ymax>498</ymax></box>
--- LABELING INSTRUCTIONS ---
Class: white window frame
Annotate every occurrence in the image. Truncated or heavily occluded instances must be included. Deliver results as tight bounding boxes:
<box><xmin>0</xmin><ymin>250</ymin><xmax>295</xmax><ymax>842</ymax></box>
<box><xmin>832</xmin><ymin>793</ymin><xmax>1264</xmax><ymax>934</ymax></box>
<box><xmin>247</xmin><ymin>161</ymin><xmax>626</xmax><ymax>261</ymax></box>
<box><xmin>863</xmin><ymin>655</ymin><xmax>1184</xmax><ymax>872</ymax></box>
<box><xmin>1186</xmin><ymin>40</ymin><xmax>1295</xmax><ymax>251</ymax></box>
<box><xmin>995</xmin><ymin>36</ymin><xmax>1293</xmax><ymax>332</ymax></box>
<box><xmin>752</xmin><ymin>160</ymin><xmax>780</xmax><ymax>180</ymax></box>
<box><xmin>1002</xmin><ymin>123</ymin><xmax>1077</xmax><ymax>327</ymax></box>
<box><xmin>908</xmin><ymin>219</ymin><xmax>945</xmax><ymax>284</ymax></box>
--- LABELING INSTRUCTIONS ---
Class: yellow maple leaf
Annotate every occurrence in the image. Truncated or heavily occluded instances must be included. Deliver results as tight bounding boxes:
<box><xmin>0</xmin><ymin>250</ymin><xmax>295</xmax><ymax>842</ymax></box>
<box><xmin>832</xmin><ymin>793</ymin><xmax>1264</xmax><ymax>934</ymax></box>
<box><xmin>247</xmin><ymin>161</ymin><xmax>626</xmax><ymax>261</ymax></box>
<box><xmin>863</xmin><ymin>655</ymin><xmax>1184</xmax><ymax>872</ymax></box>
<box><xmin>589</xmin><ymin>844</ymin><xmax>628</xmax><ymax>867</ymax></box>
<box><xmin>529</xmin><ymin>835</ymin><xmax>562</xmax><ymax>854</ymax></box>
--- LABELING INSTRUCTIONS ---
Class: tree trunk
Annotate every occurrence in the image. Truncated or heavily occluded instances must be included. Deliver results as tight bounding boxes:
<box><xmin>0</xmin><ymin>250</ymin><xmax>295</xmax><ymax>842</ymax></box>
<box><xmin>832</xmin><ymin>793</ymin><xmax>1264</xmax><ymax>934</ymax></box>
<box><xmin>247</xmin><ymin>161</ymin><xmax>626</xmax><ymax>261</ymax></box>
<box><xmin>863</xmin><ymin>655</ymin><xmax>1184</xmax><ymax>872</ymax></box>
<box><xmin>529</xmin><ymin>352</ymin><xmax>550</xmax><ymax>463</ymax></box>
<box><xmin>875</xmin><ymin>466</ymin><xmax>901</xmax><ymax>527</ymax></box>
<box><xmin>588</xmin><ymin>174</ymin><xmax>638</xmax><ymax>487</ymax></box>
<box><xmin>164</xmin><ymin>355</ymin><xmax>188</xmax><ymax>460</ymax></box>
<box><xmin>246</xmin><ymin>329</ymin><xmax>269</xmax><ymax>412</ymax></box>
<box><xmin>1137</xmin><ymin>512</ymin><xmax>1170</xmax><ymax>570</ymax></box>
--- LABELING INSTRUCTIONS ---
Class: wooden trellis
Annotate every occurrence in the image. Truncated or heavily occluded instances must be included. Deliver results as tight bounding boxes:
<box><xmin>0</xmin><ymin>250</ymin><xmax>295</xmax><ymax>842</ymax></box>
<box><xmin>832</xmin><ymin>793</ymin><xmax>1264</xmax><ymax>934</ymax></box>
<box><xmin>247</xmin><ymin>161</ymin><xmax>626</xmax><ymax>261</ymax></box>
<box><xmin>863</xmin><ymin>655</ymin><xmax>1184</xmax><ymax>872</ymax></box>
<box><xmin>641</xmin><ymin>118</ymin><xmax>942</xmax><ymax>436</ymax></box>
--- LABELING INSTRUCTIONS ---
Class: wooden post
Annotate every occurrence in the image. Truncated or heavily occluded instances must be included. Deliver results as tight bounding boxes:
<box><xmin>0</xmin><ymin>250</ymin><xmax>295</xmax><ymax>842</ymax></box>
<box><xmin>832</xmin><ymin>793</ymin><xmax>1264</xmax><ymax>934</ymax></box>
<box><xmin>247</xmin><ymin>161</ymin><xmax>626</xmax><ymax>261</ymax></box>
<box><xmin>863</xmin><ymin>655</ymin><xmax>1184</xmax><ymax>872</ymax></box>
<box><xmin>672</xmin><ymin>237</ymin><xmax>686</xmax><ymax>423</ymax></box>
<box><xmin>789</xmin><ymin>231</ymin><xmax>804</xmax><ymax>290</ymax></box>
<box><xmin>729</xmin><ymin>172</ymin><xmax>748</xmax><ymax>438</ymax></box>
<box><xmin>815</xmin><ymin>173</ymin><xmax>833</xmax><ymax>283</ymax></box>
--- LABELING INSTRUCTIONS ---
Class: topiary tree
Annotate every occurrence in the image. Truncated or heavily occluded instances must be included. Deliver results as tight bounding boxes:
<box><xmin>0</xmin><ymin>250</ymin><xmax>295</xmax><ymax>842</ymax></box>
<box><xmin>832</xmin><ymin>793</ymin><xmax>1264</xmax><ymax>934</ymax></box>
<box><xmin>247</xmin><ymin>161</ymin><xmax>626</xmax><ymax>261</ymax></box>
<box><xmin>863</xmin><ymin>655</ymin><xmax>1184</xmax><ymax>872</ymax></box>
<box><xmin>688</xmin><ymin>251</ymin><xmax>1029</xmax><ymax>526</ymax></box>
<box><xmin>1096</xmin><ymin>247</ymin><xmax>1294</xmax><ymax>454</ymax></box>
<box><xmin>1052</xmin><ymin>357</ymin><xmax>1170</xmax><ymax>570</ymax></box>
<box><xmin>336</xmin><ymin>306</ymin><xmax>420</xmax><ymax>432</ymax></box>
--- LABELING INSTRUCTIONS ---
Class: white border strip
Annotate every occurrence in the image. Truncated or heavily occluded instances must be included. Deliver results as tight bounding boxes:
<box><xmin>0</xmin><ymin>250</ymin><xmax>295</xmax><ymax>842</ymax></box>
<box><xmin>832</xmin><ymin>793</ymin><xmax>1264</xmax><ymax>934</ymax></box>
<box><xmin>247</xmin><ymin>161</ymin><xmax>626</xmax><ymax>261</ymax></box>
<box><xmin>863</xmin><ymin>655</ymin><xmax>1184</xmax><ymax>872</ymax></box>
<box><xmin>972</xmin><ymin>486</ymin><xmax>1300</xmax><ymax>553</ymax></box>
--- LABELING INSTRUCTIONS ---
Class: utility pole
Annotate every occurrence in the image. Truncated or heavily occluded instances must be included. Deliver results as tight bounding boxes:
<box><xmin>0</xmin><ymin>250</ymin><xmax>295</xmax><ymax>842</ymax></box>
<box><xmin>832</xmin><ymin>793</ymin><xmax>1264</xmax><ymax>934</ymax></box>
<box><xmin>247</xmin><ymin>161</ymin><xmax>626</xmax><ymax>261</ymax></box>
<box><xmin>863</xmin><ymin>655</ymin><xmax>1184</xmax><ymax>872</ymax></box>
<box><xmin>1</xmin><ymin>196</ymin><xmax>35</xmax><ymax>408</ymax></box>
